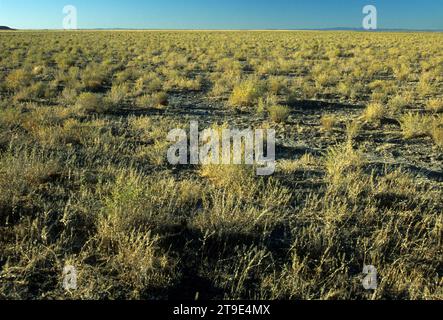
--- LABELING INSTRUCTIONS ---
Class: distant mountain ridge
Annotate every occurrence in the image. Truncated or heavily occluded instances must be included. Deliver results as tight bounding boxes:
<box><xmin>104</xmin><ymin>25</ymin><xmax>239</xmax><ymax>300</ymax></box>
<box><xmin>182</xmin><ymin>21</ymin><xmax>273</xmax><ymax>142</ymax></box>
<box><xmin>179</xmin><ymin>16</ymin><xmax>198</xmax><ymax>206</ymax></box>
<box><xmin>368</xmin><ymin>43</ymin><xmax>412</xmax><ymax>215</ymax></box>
<box><xmin>0</xmin><ymin>26</ymin><xmax>15</xmax><ymax>30</ymax></box>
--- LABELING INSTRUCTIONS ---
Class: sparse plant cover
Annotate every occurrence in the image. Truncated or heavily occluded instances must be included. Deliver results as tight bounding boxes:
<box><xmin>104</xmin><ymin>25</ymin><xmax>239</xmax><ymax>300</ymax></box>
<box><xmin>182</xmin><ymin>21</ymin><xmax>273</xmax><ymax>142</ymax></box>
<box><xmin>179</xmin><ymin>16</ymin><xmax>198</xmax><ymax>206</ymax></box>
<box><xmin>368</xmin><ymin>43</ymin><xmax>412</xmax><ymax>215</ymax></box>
<box><xmin>267</xmin><ymin>76</ymin><xmax>288</xmax><ymax>95</ymax></box>
<box><xmin>0</xmin><ymin>30</ymin><xmax>442</xmax><ymax>301</ymax></box>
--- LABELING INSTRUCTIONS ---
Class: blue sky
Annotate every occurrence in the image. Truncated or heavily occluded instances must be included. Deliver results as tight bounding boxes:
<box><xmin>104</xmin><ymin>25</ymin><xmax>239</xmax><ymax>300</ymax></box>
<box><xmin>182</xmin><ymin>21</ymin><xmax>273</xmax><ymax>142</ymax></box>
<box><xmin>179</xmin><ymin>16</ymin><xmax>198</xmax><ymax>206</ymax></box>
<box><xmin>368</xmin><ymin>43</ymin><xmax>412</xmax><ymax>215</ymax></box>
<box><xmin>0</xmin><ymin>0</ymin><xmax>442</xmax><ymax>30</ymax></box>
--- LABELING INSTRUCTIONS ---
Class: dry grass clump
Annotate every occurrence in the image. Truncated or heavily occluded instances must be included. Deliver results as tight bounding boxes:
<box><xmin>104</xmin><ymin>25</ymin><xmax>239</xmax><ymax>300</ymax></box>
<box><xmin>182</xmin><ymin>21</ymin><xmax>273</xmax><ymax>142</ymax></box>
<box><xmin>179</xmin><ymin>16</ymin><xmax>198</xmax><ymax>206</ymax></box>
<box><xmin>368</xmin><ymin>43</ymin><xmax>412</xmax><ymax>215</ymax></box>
<box><xmin>256</xmin><ymin>94</ymin><xmax>278</xmax><ymax>116</ymax></box>
<box><xmin>362</xmin><ymin>102</ymin><xmax>385</xmax><ymax>123</ymax></box>
<box><xmin>194</xmin><ymin>170</ymin><xmax>291</xmax><ymax>238</ymax></box>
<box><xmin>114</xmin><ymin>68</ymin><xmax>140</xmax><ymax>84</ymax></box>
<box><xmin>0</xmin><ymin>106</ymin><xmax>24</xmax><ymax>128</ymax></box>
<box><xmin>267</xmin><ymin>76</ymin><xmax>288</xmax><ymax>95</ymax></box>
<box><xmin>164</xmin><ymin>74</ymin><xmax>202</xmax><ymax>92</ymax></box>
<box><xmin>135</xmin><ymin>92</ymin><xmax>169</xmax><ymax>109</ymax></box>
<box><xmin>268</xmin><ymin>105</ymin><xmax>290</xmax><ymax>123</ymax></box>
<box><xmin>134</xmin><ymin>73</ymin><xmax>163</xmax><ymax>96</ymax></box>
<box><xmin>27</xmin><ymin>117</ymin><xmax>101</xmax><ymax>148</ymax></box>
<box><xmin>210</xmin><ymin>68</ymin><xmax>241</xmax><ymax>96</ymax></box>
<box><xmin>430</xmin><ymin>117</ymin><xmax>443</xmax><ymax>147</ymax></box>
<box><xmin>399</xmin><ymin>113</ymin><xmax>433</xmax><ymax>139</ymax></box>
<box><xmin>75</xmin><ymin>92</ymin><xmax>108</xmax><ymax>114</ymax></box>
<box><xmin>278</xmin><ymin>154</ymin><xmax>318</xmax><ymax>174</ymax></box>
<box><xmin>417</xmin><ymin>73</ymin><xmax>437</xmax><ymax>97</ymax></box>
<box><xmin>430</xmin><ymin>126</ymin><xmax>443</xmax><ymax>147</ymax></box>
<box><xmin>200</xmin><ymin>163</ymin><xmax>254</xmax><ymax>191</ymax></box>
<box><xmin>135</xmin><ymin>139</ymin><xmax>171</xmax><ymax>166</ymax></box>
<box><xmin>0</xmin><ymin>148</ymin><xmax>61</xmax><ymax>222</ymax></box>
<box><xmin>13</xmin><ymin>82</ymin><xmax>48</xmax><ymax>102</ymax></box>
<box><xmin>105</xmin><ymin>83</ymin><xmax>129</xmax><ymax>106</ymax></box>
<box><xmin>63</xmin><ymin>230</ymin><xmax>175</xmax><ymax>299</ymax></box>
<box><xmin>81</xmin><ymin>64</ymin><xmax>109</xmax><ymax>91</ymax></box>
<box><xmin>5</xmin><ymin>69</ymin><xmax>32</xmax><ymax>91</ymax></box>
<box><xmin>345</xmin><ymin>120</ymin><xmax>361</xmax><ymax>141</ymax></box>
<box><xmin>425</xmin><ymin>98</ymin><xmax>443</xmax><ymax>113</ymax></box>
<box><xmin>313</xmin><ymin>71</ymin><xmax>339</xmax><ymax>89</ymax></box>
<box><xmin>94</xmin><ymin>228</ymin><xmax>174</xmax><ymax>298</ymax></box>
<box><xmin>59</xmin><ymin>87</ymin><xmax>79</xmax><ymax>105</ymax></box>
<box><xmin>388</xmin><ymin>94</ymin><xmax>411</xmax><ymax>113</ymax></box>
<box><xmin>320</xmin><ymin>114</ymin><xmax>337</xmax><ymax>132</ymax></box>
<box><xmin>196</xmin><ymin>123</ymin><xmax>291</xmax><ymax>238</ymax></box>
<box><xmin>324</xmin><ymin>143</ymin><xmax>365</xmax><ymax>188</ymax></box>
<box><xmin>228</xmin><ymin>79</ymin><xmax>265</xmax><ymax>108</ymax></box>
<box><xmin>103</xmin><ymin>169</ymin><xmax>199</xmax><ymax>232</ymax></box>
<box><xmin>399</xmin><ymin>113</ymin><xmax>443</xmax><ymax>147</ymax></box>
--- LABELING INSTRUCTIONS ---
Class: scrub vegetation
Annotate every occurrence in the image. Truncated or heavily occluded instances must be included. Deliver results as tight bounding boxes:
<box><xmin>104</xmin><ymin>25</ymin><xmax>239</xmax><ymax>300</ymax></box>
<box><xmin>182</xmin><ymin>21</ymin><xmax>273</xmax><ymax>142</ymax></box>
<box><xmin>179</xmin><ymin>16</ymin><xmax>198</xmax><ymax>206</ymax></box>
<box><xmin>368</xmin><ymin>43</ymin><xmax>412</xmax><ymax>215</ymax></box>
<box><xmin>0</xmin><ymin>30</ymin><xmax>442</xmax><ymax>300</ymax></box>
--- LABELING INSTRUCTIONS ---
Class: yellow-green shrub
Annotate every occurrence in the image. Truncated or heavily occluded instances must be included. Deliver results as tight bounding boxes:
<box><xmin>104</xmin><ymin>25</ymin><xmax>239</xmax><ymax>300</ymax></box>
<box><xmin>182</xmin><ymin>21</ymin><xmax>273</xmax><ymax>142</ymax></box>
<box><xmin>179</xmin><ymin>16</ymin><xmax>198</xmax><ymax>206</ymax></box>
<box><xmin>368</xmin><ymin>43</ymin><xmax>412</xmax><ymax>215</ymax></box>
<box><xmin>268</xmin><ymin>105</ymin><xmax>290</xmax><ymax>123</ymax></box>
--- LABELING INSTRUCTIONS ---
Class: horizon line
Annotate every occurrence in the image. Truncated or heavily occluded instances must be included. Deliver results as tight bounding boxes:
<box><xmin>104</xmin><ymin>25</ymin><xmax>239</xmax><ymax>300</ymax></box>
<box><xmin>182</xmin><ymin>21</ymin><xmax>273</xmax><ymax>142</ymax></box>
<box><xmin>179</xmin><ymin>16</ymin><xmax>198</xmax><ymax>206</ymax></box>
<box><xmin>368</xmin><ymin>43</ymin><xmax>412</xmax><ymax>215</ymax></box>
<box><xmin>2</xmin><ymin>27</ymin><xmax>443</xmax><ymax>33</ymax></box>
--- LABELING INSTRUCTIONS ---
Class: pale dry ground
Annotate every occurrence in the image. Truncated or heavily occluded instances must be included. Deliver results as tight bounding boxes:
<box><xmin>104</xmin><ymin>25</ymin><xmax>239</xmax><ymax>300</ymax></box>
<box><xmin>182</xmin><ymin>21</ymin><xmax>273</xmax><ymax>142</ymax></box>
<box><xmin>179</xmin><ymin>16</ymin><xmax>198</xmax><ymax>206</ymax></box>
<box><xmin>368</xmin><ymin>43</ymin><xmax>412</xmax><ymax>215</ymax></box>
<box><xmin>0</xmin><ymin>31</ymin><xmax>442</xmax><ymax>300</ymax></box>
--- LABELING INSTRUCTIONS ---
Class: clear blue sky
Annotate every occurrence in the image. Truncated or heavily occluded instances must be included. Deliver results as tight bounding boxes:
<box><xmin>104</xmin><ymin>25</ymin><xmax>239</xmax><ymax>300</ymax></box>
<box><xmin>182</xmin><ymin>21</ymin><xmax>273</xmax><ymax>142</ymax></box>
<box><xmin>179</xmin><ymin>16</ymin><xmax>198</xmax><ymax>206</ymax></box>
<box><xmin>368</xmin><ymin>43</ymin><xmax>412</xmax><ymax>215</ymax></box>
<box><xmin>0</xmin><ymin>0</ymin><xmax>442</xmax><ymax>30</ymax></box>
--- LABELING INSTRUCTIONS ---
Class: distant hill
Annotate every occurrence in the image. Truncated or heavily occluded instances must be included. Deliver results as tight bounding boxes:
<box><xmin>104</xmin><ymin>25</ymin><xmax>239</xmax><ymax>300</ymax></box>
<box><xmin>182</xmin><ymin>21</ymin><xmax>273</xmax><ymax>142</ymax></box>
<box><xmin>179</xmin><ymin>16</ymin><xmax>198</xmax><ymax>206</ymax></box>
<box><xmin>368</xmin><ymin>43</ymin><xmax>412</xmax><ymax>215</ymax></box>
<box><xmin>0</xmin><ymin>26</ymin><xmax>15</xmax><ymax>30</ymax></box>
